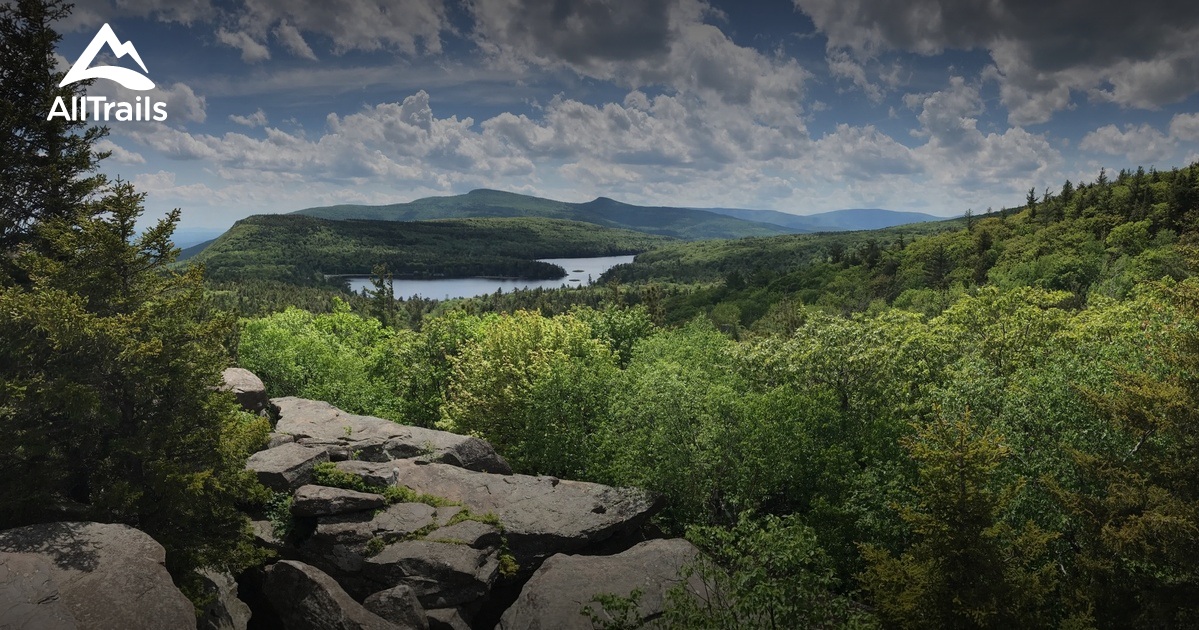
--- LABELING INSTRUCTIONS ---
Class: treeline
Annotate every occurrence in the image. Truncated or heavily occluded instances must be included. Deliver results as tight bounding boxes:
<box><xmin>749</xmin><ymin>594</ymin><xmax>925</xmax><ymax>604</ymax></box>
<box><xmin>239</xmin><ymin>273</ymin><xmax>1199</xmax><ymax>627</ymax></box>
<box><xmin>190</xmin><ymin>214</ymin><xmax>669</xmax><ymax>284</ymax></box>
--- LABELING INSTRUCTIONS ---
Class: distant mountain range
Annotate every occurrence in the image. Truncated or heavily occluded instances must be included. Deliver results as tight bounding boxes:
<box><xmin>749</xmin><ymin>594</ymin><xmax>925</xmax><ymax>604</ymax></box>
<box><xmin>293</xmin><ymin>189</ymin><xmax>941</xmax><ymax>240</ymax></box>
<box><xmin>179</xmin><ymin>190</ymin><xmax>943</xmax><ymax>260</ymax></box>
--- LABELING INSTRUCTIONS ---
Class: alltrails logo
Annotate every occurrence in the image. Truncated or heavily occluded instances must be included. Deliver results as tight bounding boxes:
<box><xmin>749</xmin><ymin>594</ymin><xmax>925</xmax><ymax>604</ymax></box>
<box><xmin>47</xmin><ymin>23</ymin><xmax>167</xmax><ymax>122</ymax></box>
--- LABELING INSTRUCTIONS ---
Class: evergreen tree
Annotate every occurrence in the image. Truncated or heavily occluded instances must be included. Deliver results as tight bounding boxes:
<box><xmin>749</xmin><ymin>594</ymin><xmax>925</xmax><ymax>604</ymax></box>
<box><xmin>0</xmin><ymin>183</ymin><xmax>269</xmax><ymax>598</ymax></box>
<box><xmin>0</xmin><ymin>0</ymin><xmax>108</xmax><ymax>254</ymax></box>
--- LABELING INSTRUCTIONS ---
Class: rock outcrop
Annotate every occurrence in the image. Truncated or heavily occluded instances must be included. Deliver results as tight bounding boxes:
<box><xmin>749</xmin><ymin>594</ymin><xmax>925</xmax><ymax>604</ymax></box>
<box><xmin>363</xmin><ymin>585</ymin><xmax>428</xmax><ymax>630</ymax></box>
<box><xmin>221</xmin><ymin>367</ymin><xmax>269</xmax><ymax>414</ymax></box>
<box><xmin>337</xmin><ymin>459</ymin><xmax>662</xmax><ymax>568</ymax></box>
<box><xmin>198</xmin><ymin>569</ymin><xmax>252</xmax><ymax>630</ymax></box>
<box><xmin>291</xmin><ymin>485</ymin><xmax>387</xmax><ymax>518</ymax></box>
<box><xmin>262</xmin><ymin>560</ymin><xmax>397</xmax><ymax>630</ymax></box>
<box><xmin>246</xmin><ymin>442</ymin><xmax>329</xmax><ymax>492</ymax></box>
<box><xmin>499</xmin><ymin>538</ymin><xmax>708</xmax><ymax>629</ymax></box>
<box><xmin>0</xmin><ymin>522</ymin><xmax>197</xmax><ymax>630</ymax></box>
<box><xmin>271</xmin><ymin>397</ymin><xmax>511</xmax><ymax>474</ymax></box>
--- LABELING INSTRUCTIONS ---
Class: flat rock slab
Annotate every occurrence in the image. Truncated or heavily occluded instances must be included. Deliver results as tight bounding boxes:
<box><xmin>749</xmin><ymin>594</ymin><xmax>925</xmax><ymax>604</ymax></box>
<box><xmin>221</xmin><ymin>367</ymin><xmax>269</xmax><ymax>414</ymax></box>
<box><xmin>363</xmin><ymin>540</ymin><xmax>499</xmax><ymax>609</ymax></box>
<box><xmin>271</xmin><ymin>397</ymin><xmax>511</xmax><ymax>474</ymax></box>
<box><xmin>337</xmin><ymin>460</ymin><xmax>662</xmax><ymax>568</ymax></box>
<box><xmin>299</xmin><ymin>503</ymin><xmax>442</xmax><ymax>575</ymax></box>
<box><xmin>262</xmin><ymin>560</ymin><xmax>398</xmax><ymax>630</ymax></box>
<box><xmin>292</xmin><ymin>485</ymin><xmax>386</xmax><ymax>517</ymax></box>
<box><xmin>0</xmin><ymin>522</ymin><xmax>196</xmax><ymax>630</ymax></box>
<box><xmin>246</xmin><ymin>442</ymin><xmax>328</xmax><ymax>492</ymax></box>
<box><xmin>499</xmin><ymin>538</ymin><xmax>706</xmax><ymax>630</ymax></box>
<box><xmin>425</xmin><ymin>521</ymin><xmax>501</xmax><ymax>549</ymax></box>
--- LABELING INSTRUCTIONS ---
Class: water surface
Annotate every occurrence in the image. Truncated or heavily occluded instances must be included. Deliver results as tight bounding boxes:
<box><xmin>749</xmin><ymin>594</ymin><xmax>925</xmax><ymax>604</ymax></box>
<box><xmin>343</xmin><ymin>255</ymin><xmax>635</xmax><ymax>300</ymax></box>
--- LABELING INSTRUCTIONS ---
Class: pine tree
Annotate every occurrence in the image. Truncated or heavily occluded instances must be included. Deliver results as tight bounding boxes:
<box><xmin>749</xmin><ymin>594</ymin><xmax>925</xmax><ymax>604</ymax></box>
<box><xmin>0</xmin><ymin>183</ymin><xmax>270</xmax><ymax>598</ymax></box>
<box><xmin>0</xmin><ymin>0</ymin><xmax>108</xmax><ymax>254</ymax></box>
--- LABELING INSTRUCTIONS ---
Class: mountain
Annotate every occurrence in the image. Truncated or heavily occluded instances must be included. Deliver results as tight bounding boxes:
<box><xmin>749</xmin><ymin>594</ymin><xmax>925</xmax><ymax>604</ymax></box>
<box><xmin>294</xmin><ymin>189</ymin><xmax>798</xmax><ymax>240</ymax></box>
<box><xmin>189</xmin><ymin>214</ymin><xmax>670</xmax><ymax>284</ymax></box>
<box><xmin>698</xmin><ymin>207</ymin><xmax>940</xmax><ymax>231</ymax></box>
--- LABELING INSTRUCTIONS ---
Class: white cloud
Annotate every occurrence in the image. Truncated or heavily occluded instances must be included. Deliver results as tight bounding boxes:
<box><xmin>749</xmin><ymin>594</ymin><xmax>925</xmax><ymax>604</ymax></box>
<box><xmin>94</xmin><ymin>139</ymin><xmax>146</xmax><ymax>164</ymax></box>
<box><xmin>1079</xmin><ymin>124</ymin><xmax>1175</xmax><ymax>163</ymax></box>
<box><xmin>1169</xmin><ymin>112</ymin><xmax>1199</xmax><ymax>142</ymax></box>
<box><xmin>274</xmin><ymin>21</ymin><xmax>317</xmax><ymax>60</ymax></box>
<box><xmin>229</xmin><ymin>109</ymin><xmax>268</xmax><ymax>128</ymax></box>
<box><xmin>217</xmin><ymin>29</ymin><xmax>271</xmax><ymax>63</ymax></box>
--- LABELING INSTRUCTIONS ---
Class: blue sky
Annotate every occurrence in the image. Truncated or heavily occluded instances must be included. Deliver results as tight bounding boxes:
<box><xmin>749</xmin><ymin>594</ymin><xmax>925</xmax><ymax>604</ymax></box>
<box><xmin>58</xmin><ymin>0</ymin><xmax>1199</xmax><ymax>229</ymax></box>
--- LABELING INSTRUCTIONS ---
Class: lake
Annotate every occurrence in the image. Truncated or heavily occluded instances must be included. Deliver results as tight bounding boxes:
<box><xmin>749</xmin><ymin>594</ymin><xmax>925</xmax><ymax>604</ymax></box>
<box><xmin>343</xmin><ymin>255</ymin><xmax>636</xmax><ymax>300</ymax></box>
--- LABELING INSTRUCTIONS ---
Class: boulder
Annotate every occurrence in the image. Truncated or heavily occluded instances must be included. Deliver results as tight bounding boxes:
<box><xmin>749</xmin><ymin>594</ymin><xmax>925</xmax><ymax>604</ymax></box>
<box><xmin>362</xmin><ymin>540</ymin><xmax>499</xmax><ymax>609</ymax></box>
<box><xmin>425</xmin><ymin>520</ymin><xmax>501</xmax><ymax>549</ymax></box>
<box><xmin>272</xmin><ymin>397</ymin><xmax>511</xmax><ymax>474</ymax></box>
<box><xmin>262</xmin><ymin>560</ymin><xmax>398</xmax><ymax>630</ymax></box>
<box><xmin>221</xmin><ymin>367</ymin><xmax>269</xmax><ymax>414</ymax></box>
<box><xmin>363</xmin><ymin>585</ymin><xmax>428</xmax><ymax>630</ymax></box>
<box><xmin>197</xmin><ymin>569</ymin><xmax>252</xmax><ymax>630</ymax></box>
<box><xmin>265</xmin><ymin>432</ymin><xmax>296</xmax><ymax>449</ymax></box>
<box><xmin>425</xmin><ymin>607</ymin><xmax>471</xmax><ymax>630</ymax></box>
<box><xmin>337</xmin><ymin>460</ymin><xmax>662</xmax><ymax>569</ymax></box>
<box><xmin>300</xmin><ymin>503</ymin><xmax>440</xmax><ymax>574</ymax></box>
<box><xmin>0</xmin><ymin>522</ymin><xmax>196</xmax><ymax>630</ymax></box>
<box><xmin>292</xmin><ymin>485</ymin><xmax>386</xmax><ymax>517</ymax></box>
<box><xmin>498</xmin><ymin>539</ymin><xmax>707</xmax><ymax>630</ymax></box>
<box><xmin>246</xmin><ymin>442</ymin><xmax>328</xmax><ymax>492</ymax></box>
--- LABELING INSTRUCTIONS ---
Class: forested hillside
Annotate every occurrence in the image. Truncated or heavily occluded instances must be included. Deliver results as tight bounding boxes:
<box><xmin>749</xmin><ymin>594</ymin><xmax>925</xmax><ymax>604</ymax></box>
<box><xmin>190</xmin><ymin>214</ymin><xmax>669</xmax><ymax>283</ymax></box>
<box><xmin>236</xmin><ymin>163</ymin><xmax>1199</xmax><ymax>628</ymax></box>
<box><xmin>295</xmin><ymin>188</ymin><xmax>802</xmax><ymax>239</ymax></box>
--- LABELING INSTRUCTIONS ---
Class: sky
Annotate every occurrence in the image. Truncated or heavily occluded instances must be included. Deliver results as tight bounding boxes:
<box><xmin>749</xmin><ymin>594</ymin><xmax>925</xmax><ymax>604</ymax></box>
<box><xmin>53</xmin><ymin>0</ymin><xmax>1199</xmax><ymax>229</ymax></box>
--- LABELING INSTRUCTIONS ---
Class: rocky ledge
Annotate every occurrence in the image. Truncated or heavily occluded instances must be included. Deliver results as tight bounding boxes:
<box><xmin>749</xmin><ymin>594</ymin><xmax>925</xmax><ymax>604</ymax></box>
<box><xmin>0</xmin><ymin>375</ymin><xmax>708</xmax><ymax>630</ymax></box>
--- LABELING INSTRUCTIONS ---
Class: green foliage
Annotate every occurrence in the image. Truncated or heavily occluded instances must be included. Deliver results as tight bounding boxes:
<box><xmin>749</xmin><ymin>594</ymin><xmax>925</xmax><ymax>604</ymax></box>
<box><xmin>665</xmin><ymin>513</ymin><xmax>878</xmax><ymax>629</ymax></box>
<box><xmin>265</xmin><ymin>492</ymin><xmax>296</xmax><ymax>541</ymax></box>
<box><xmin>446</xmin><ymin>509</ymin><xmax>504</xmax><ymax>529</ymax></box>
<box><xmin>0</xmin><ymin>182</ymin><xmax>269</xmax><ymax>591</ymax></box>
<box><xmin>0</xmin><ymin>0</ymin><xmax>108</xmax><ymax>253</ymax></box>
<box><xmin>439</xmin><ymin>310</ymin><xmax>619</xmax><ymax>477</ymax></box>
<box><xmin>192</xmin><ymin>214</ymin><xmax>668</xmax><ymax>284</ymax></box>
<box><xmin>859</xmin><ymin>411</ymin><xmax>1058</xmax><ymax>629</ymax></box>
<box><xmin>310</xmin><ymin>461</ymin><xmax>458</xmax><ymax>507</ymax></box>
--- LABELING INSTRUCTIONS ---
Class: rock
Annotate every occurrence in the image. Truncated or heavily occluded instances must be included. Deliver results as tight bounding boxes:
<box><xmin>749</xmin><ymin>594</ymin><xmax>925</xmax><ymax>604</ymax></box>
<box><xmin>362</xmin><ymin>541</ymin><xmax>499</xmax><ymax>609</ymax></box>
<box><xmin>266</xmin><ymin>432</ymin><xmax>296</xmax><ymax>449</ymax></box>
<box><xmin>262</xmin><ymin>560</ymin><xmax>398</xmax><ymax>630</ymax></box>
<box><xmin>363</xmin><ymin>585</ymin><xmax>428</xmax><ymax>630</ymax></box>
<box><xmin>221</xmin><ymin>367</ymin><xmax>269</xmax><ymax>414</ymax></box>
<box><xmin>292</xmin><ymin>485</ymin><xmax>387</xmax><ymax>517</ymax></box>
<box><xmin>300</xmin><ymin>503</ymin><xmax>439</xmax><ymax>574</ymax></box>
<box><xmin>425</xmin><ymin>520</ymin><xmax>502</xmax><ymax>549</ymax></box>
<box><xmin>197</xmin><ymin>569</ymin><xmax>252</xmax><ymax>630</ymax></box>
<box><xmin>499</xmin><ymin>539</ymin><xmax>707</xmax><ymax>630</ymax></box>
<box><xmin>272</xmin><ymin>397</ymin><xmax>511</xmax><ymax>474</ymax></box>
<box><xmin>425</xmin><ymin>607</ymin><xmax>471</xmax><ymax>630</ymax></box>
<box><xmin>0</xmin><ymin>522</ymin><xmax>196</xmax><ymax>630</ymax></box>
<box><xmin>337</xmin><ymin>460</ymin><xmax>662</xmax><ymax>569</ymax></box>
<box><xmin>246</xmin><ymin>442</ymin><xmax>328</xmax><ymax>492</ymax></box>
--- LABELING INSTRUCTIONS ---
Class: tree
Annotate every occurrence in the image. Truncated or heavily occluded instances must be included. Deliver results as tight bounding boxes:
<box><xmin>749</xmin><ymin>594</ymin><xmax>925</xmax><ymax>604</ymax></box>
<box><xmin>0</xmin><ymin>183</ymin><xmax>269</xmax><ymax>599</ymax></box>
<box><xmin>860</xmin><ymin>410</ymin><xmax>1058</xmax><ymax>628</ymax></box>
<box><xmin>0</xmin><ymin>0</ymin><xmax>108</xmax><ymax>253</ymax></box>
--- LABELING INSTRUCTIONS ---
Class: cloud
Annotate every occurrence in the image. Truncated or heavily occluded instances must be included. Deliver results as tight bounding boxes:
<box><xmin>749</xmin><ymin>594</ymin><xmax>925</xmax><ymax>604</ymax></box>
<box><xmin>1170</xmin><ymin>112</ymin><xmax>1199</xmax><ymax>141</ymax></box>
<box><xmin>229</xmin><ymin>109</ymin><xmax>268</xmax><ymax>127</ymax></box>
<box><xmin>470</xmin><ymin>0</ymin><xmax>810</xmax><ymax>124</ymax></box>
<box><xmin>1079</xmin><ymin>123</ymin><xmax>1175</xmax><ymax>163</ymax></box>
<box><xmin>94</xmin><ymin>139</ymin><xmax>146</xmax><ymax>164</ymax></box>
<box><xmin>793</xmin><ymin>0</ymin><xmax>1199</xmax><ymax>124</ymax></box>
<box><xmin>274</xmin><ymin>21</ymin><xmax>317</xmax><ymax>60</ymax></box>
<box><xmin>217</xmin><ymin>29</ymin><xmax>271</xmax><ymax>62</ymax></box>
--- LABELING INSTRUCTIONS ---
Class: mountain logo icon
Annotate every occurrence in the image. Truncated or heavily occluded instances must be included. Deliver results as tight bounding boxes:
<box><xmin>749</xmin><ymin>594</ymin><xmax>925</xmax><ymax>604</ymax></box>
<box><xmin>60</xmin><ymin>23</ymin><xmax>154</xmax><ymax>91</ymax></box>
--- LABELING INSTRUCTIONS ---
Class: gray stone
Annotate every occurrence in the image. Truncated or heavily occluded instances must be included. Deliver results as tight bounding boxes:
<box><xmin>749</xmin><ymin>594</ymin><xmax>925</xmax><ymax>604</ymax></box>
<box><xmin>262</xmin><ymin>560</ymin><xmax>398</xmax><ymax>630</ymax></box>
<box><xmin>0</xmin><ymin>522</ymin><xmax>196</xmax><ymax>630</ymax></box>
<box><xmin>300</xmin><ymin>503</ymin><xmax>438</xmax><ymax>574</ymax></box>
<box><xmin>197</xmin><ymin>569</ymin><xmax>252</xmax><ymax>630</ymax></box>
<box><xmin>425</xmin><ymin>607</ymin><xmax>471</xmax><ymax>630</ymax></box>
<box><xmin>272</xmin><ymin>397</ymin><xmax>511</xmax><ymax>474</ymax></box>
<box><xmin>337</xmin><ymin>460</ymin><xmax>661</xmax><ymax>569</ymax></box>
<box><xmin>425</xmin><ymin>520</ymin><xmax>501</xmax><ymax>549</ymax></box>
<box><xmin>292</xmin><ymin>485</ymin><xmax>386</xmax><ymax>517</ymax></box>
<box><xmin>246</xmin><ymin>442</ymin><xmax>328</xmax><ymax>492</ymax></box>
<box><xmin>265</xmin><ymin>432</ymin><xmax>295</xmax><ymax>449</ymax></box>
<box><xmin>363</xmin><ymin>541</ymin><xmax>499</xmax><ymax>609</ymax></box>
<box><xmin>499</xmin><ymin>539</ymin><xmax>707</xmax><ymax>630</ymax></box>
<box><xmin>221</xmin><ymin>367</ymin><xmax>269</xmax><ymax>414</ymax></box>
<box><xmin>363</xmin><ymin>585</ymin><xmax>428</xmax><ymax>630</ymax></box>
